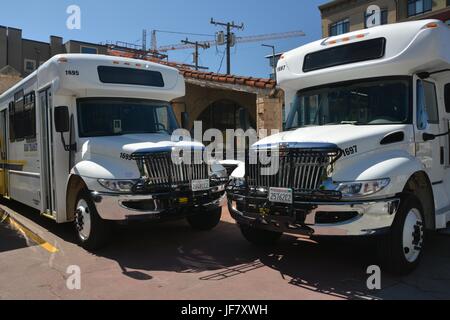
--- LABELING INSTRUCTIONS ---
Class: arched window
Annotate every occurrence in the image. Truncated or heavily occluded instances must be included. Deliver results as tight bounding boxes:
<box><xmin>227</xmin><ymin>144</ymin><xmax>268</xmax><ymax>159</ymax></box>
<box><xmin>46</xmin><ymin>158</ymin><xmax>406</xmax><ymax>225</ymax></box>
<box><xmin>197</xmin><ymin>99</ymin><xmax>255</xmax><ymax>132</ymax></box>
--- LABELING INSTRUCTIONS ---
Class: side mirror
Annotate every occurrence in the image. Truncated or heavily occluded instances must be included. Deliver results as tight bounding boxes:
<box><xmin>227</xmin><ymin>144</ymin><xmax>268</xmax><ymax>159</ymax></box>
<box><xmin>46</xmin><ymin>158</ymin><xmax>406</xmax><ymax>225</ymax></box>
<box><xmin>181</xmin><ymin>112</ymin><xmax>190</xmax><ymax>130</ymax></box>
<box><xmin>54</xmin><ymin>106</ymin><xmax>70</xmax><ymax>133</ymax></box>
<box><xmin>238</xmin><ymin>108</ymin><xmax>248</xmax><ymax>130</ymax></box>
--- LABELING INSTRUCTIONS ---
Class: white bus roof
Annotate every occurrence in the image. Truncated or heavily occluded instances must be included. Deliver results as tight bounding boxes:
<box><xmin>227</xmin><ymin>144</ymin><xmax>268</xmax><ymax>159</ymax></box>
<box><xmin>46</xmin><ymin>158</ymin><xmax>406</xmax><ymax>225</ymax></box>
<box><xmin>0</xmin><ymin>54</ymin><xmax>185</xmax><ymax>103</ymax></box>
<box><xmin>277</xmin><ymin>20</ymin><xmax>450</xmax><ymax>91</ymax></box>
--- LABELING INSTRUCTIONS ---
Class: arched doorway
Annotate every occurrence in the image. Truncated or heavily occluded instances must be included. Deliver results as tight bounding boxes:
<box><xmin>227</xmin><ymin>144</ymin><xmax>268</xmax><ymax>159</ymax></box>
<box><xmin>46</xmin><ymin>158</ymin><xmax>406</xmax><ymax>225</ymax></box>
<box><xmin>197</xmin><ymin>99</ymin><xmax>255</xmax><ymax>132</ymax></box>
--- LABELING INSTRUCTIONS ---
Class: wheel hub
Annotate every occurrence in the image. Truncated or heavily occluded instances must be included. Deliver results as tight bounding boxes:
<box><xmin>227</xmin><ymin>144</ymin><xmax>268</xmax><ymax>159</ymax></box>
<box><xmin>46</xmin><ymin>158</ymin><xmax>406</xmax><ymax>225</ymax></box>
<box><xmin>402</xmin><ymin>208</ymin><xmax>424</xmax><ymax>263</ymax></box>
<box><xmin>75</xmin><ymin>199</ymin><xmax>92</xmax><ymax>241</ymax></box>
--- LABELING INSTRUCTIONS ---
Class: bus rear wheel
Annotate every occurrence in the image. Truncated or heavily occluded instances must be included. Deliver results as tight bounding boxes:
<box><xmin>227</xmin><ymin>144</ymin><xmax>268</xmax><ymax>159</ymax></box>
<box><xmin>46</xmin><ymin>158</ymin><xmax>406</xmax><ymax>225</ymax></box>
<box><xmin>74</xmin><ymin>190</ymin><xmax>112</xmax><ymax>251</ymax></box>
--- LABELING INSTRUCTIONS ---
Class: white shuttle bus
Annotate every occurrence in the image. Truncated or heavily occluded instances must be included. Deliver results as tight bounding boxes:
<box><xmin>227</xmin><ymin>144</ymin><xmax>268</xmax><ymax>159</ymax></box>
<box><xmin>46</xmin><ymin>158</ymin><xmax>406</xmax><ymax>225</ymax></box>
<box><xmin>228</xmin><ymin>20</ymin><xmax>450</xmax><ymax>274</ymax></box>
<box><xmin>0</xmin><ymin>54</ymin><xmax>227</xmax><ymax>250</ymax></box>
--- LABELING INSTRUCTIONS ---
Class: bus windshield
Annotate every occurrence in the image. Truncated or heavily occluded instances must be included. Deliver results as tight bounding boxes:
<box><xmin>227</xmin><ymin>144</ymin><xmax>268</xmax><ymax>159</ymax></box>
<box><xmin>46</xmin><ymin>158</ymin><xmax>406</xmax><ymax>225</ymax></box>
<box><xmin>77</xmin><ymin>98</ymin><xmax>179</xmax><ymax>137</ymax></box>
<box><xmin>286</xmin><ymin>77</ymin><xmax>412</xmax><ymax>130</ymax></box>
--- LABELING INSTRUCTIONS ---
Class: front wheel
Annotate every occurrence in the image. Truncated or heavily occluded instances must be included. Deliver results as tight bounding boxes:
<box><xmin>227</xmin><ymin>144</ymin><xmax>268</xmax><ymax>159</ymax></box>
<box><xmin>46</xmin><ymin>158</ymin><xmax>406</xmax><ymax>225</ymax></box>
<box><xmin>74</xmin><ymin>190</ymin><xmax>112</xmax><ymax>251</ymax></box>
<box><xmin>187</xmin><ymin>206</ymin><xmax>222</xmax><ymax>231</ymax></box>
<box><xmin>239</xmin><ymin>224</ymin><xmax>282</xmax><ymax>246</ymax></box>
<box><xmin>377</xmin><ymin>194</ymin><xmax>425</xmax><ymax>275</ymax></box>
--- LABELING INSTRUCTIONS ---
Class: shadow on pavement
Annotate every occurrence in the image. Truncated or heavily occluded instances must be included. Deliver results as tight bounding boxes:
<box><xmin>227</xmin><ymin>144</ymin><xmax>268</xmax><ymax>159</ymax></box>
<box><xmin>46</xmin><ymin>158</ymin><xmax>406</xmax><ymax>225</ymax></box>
<box><xmin>3</xmin><ymin>197</ymin><xmax>450</xmax><ymax>300</ymax></box>
<box><xmin>0</xmin><ymin>221</ymin><xmax>33</xmax><ymax>253</ymax></box>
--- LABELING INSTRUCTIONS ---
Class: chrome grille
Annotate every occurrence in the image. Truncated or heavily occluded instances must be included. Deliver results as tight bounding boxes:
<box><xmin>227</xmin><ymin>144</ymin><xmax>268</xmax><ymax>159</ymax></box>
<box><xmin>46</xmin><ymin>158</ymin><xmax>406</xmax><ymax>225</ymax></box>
<box><xmin>247</xmin><ymin>148</ymin><xmax>341</xmax><ymax>191</ymax></box>
<box><xmin>133</xmin><ymin>151</ymin><xmax>209</xmax><ymax>189</ymax></box>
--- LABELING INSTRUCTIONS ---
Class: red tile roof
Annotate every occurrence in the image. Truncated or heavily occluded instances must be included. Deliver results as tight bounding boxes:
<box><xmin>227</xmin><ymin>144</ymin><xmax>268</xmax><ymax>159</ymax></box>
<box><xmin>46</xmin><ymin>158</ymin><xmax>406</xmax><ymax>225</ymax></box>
<box><xmin>107</xmin><ymin>49</ymin><xmax>277</xmax><ymax>90</ymax></box>
<box><xmin>179</xmin><ymin>70</ymin><xmax>276</xmax><ymax>89</ymax></box>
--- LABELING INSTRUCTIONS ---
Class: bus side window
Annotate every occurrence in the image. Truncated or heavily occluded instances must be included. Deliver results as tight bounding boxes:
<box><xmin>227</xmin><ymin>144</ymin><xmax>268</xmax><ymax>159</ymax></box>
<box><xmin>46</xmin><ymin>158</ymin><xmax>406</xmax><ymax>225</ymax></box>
<box><xmin>445</xmin><ymin>84</ymin><xmax>450</xmax><ymax>166</ymax></box>
<box><xmin>445</xmin><ymin>83</ymin><xmax>450</xmax><ymax>113</ymax></box>
<box><xmin>10</xmin><ymin>90</ymin><xmax>36</xmax><ymax>142</ymax></box>
<box><xmin>417</xmin><ymin>80</ymin><xmax>439</xmax><ymax>129</ymax></box>
<box><xmin>9</xmin><ymin>101</ymin><xmax>15</xmax><ymax>142</ymax></box>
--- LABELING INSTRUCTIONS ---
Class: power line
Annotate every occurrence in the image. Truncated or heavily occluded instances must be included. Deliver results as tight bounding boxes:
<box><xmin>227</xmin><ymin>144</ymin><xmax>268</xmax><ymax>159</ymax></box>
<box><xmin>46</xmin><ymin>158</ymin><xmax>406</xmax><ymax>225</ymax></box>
<box><xmin>181</xmin><ymin>38</ymin><xmax>210</xmax><ymax>70</ymax></box>
<box><xmin>151</xmin><ymin>29</ymin><xmax>215</xmax><ymax>37</ymax></box>
<box><xmin>210</xmin><ymin>18</ymin><xmax>244</xmax><ymax>75</ymax></box>
<box><xmin>217</xmin><ymin>50</ymin><xmax>226</xmax><ymax>73</ymax></box>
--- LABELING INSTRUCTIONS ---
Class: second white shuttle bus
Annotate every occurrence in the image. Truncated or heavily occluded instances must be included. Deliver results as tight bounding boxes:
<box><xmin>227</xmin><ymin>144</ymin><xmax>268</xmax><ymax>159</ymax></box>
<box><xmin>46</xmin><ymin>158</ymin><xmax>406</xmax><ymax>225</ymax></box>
<box><xmin>228</xmin><ymin>20</ymin><xmax>450</xmax><ymax>274</ymax></box>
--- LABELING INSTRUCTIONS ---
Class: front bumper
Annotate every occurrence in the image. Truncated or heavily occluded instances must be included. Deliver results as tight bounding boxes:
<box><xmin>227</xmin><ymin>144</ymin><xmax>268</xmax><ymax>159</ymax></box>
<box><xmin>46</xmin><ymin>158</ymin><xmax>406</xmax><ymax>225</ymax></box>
<box><xmin>228</xmin><ymin>192</ymin><xmax>400</xmax><ymax>236</ymax></box>
<box><xmin>91</xmin><ymin>185</ymin><xmax>226</xmax><ymax>221</ymax></box>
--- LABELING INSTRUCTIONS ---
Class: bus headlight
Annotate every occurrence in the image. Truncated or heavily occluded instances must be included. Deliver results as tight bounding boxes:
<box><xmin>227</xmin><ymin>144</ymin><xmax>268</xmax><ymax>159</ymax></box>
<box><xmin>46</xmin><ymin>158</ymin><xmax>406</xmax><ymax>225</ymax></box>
<box><xmin>98</xmin><ymin>179</ymin><xmax>138</xmax><ymax>193</ymax></box>
<box><xmin>336</xmin><ymin>178</ymin><xmax>390</xmax><ymax>198</ymax></box>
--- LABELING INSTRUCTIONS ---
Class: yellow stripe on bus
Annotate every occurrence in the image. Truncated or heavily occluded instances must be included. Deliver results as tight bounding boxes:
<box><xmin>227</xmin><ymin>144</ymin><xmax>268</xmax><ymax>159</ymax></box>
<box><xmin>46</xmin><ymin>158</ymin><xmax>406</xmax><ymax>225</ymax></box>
<box><xmin>0</xmin><ymin>160</ymin><xmax>27</xmax><ymax>165</ymax></box>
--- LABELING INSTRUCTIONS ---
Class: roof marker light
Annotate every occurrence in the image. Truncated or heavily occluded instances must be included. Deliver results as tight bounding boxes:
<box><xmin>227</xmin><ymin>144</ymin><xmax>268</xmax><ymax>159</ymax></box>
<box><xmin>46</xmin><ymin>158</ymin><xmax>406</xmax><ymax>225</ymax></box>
<box><xmin>57</xmin><ymin>58</ymin><xmax>68</xmax><ymax>63</ymax></box>
<box><xmin>325</xmin><ymin>32</ymin><xmax>369</xmax><ymax>46</ymax></box>
<box><xmin>423</xmin><ymin>22</ymin><xmax>439</xmax><ymax>29</ymax></box>
<box><xmin>113</xmin><ymin>61</ymin><xmax>120</xmax><ymax>64</ymax></box>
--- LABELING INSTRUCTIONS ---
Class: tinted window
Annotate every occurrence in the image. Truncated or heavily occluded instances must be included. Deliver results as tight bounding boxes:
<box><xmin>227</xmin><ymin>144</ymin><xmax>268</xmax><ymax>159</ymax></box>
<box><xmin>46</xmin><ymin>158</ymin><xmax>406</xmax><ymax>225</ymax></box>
<box><xmin>364</xmin><ymin>9</ymin><xmax>388</xmax><ymax>28</ymax></box>
<box><xmin>9</xmin><ymin>90</ymin><xmax>36</xmax><ymax>142</ymax></box>
<box><xmin>77</xmin><ymin>98</ymin><xmax>178</xmax><ymax>137</ymax></box>
<box><xmin>98</xmin><ymin>66</ymin><xmax>164</xmax><ymax>87</ymax></box>
<box><xmin>329</xmin><ymin>19</ymin><xmax>349</xmax><ymax>36</ymax></box>
<box><xmin>445</xmin><ymin>83</ymin><xmax>450</xmax><ymax>113</ymax></box>
<box><xmin>286</xmin><ymin>77</ymin><xmax>411</xmax><ymax>129</ymax></box>
<box><xmin>408</xmin><ymin>0</ymin><xmax>432</xmax><ymax>17</ymax></box>
<box><xmin>303</xmin><ymin>38</ymin><xmax>386</xmax><ymax>72</ymax></box>
<box><xmin>423</xmin><ymin>81</ymin><xmax>439</xmax><ymax>124</ymax></box>
<box><xmin>81</xmin><ymin>46</ymin><xmax>98</xmax><ymax>54</ymax></box>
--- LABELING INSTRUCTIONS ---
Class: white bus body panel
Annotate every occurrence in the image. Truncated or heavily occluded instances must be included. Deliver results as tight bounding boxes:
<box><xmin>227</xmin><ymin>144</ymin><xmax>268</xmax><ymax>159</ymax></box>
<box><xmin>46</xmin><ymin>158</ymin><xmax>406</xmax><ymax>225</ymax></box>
<box><xmin>0</xmin><ymin>54</ymin><xmax>186</xmax><ymax>223</ymax></box>
<box><xmin>271</xmin><ymin>20</ymin><xmax>450</xmax><ymax>230</ymax></box>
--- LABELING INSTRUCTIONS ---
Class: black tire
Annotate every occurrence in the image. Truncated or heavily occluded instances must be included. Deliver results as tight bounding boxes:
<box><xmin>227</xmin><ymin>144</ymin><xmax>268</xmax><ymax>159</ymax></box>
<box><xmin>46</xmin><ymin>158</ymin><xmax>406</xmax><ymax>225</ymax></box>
<box><xmin>239</xmin><ymin>224</ymin><xmax>282</xmax><ymax>246</ymax></box>
<box><xmin>74</xmin><ymin>190</ymin><xmax>112</xmax><ymax>251</ymax></box>
<box><xmin>187</xmin><ymin>206</ymin><xmax>222</xmax><ymax>231</ymax></box>
<box><xmin>377</xmin><ymin>194</ymin><xmax>425</xmax><ymax>275</ymax></box>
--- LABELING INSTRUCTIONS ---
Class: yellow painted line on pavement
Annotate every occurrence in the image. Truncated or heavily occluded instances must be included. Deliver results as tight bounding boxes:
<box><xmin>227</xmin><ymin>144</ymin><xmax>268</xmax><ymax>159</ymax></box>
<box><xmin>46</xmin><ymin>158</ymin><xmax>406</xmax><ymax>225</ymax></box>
<box><xmin>0</xmin><ymin>211</ymin><xmax>59</xmax><ymax>253</ymax></box>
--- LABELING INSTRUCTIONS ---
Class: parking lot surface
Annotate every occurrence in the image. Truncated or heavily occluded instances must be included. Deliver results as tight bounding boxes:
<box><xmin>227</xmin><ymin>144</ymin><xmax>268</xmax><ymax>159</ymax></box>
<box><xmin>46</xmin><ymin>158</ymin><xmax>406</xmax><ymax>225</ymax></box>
<box><xmin>1</xmin><ymin>199</ymin><xmax>450</xmax><ymax>300</ymax></box>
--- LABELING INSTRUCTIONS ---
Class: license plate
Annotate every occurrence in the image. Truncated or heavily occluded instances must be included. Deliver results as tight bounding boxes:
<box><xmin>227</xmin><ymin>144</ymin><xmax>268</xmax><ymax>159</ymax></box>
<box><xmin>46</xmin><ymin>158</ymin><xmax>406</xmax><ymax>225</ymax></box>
<box><xmin>192</xmin><ymin>179</ymin><xmax>210</xmax><ymax>192</ymax></box>
<box><xmin>268</xmin><ymin>187</ymin><xmax>293</xmax><ymax>204</ymax></box>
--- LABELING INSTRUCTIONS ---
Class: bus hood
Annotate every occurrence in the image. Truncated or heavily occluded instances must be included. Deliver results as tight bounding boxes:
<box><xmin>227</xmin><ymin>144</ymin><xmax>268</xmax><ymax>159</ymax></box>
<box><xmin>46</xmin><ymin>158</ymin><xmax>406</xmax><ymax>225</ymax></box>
<box><xmin>253</xmin><ymin>124</ymin><xmax>410</xmax><ymax>156</ymax></box>
<box><xmin>81</xmin><ymin>133</ymin><xmax>205</xmax><ymax>160</ymax></box>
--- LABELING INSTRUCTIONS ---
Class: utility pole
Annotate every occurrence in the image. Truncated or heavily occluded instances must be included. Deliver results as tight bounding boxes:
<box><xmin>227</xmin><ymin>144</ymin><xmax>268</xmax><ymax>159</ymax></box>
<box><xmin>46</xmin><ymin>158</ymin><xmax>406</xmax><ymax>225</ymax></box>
<box><xmin>262</xmin><ymin>44</ymin><xmax>276</xmax><ymax>81</ymax></box>
<box><xmin>181</xmin><ymin>38</ymin><xmax>210</xmax><ymax>70</ymax></box>
<box><xmin>210</xmin><ymin>18</ymin><xmax>244</xmax><ymax>75</ymax></box>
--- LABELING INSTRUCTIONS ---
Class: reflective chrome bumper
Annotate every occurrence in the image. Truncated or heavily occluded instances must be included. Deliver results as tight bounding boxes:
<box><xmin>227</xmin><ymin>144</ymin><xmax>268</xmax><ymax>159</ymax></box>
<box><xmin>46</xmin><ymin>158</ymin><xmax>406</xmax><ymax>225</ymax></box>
<box><xmin>228</xmin><ymin>196</ymin><xmax>400</xmax><ymax>236</ymax></box>
<box><xmin>91</xmin><ymin>185</ymin><xmax>226</xmax><ymax>221</ymax></box>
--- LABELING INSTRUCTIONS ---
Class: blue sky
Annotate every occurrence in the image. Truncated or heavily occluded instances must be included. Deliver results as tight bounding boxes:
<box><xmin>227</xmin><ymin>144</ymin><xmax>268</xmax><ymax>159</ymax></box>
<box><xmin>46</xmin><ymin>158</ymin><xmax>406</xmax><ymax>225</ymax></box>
<box><xmin>0</xmin><ymin>0</ymin><xmax>329</xmax><ymax>78</ymax></box>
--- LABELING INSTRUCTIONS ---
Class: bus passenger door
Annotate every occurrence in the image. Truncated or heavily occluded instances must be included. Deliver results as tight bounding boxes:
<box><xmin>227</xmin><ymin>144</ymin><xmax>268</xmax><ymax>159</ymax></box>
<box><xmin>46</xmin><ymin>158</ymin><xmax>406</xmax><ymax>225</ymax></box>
<box><xmin>38</xmin><ymin>89</ymin><xmax>56</xmax><ymax>218</ymax></box>
<box><xmin>0</xmin><ymin>109</ymin><xmax>9</xmax><ymax>197</ymax></box>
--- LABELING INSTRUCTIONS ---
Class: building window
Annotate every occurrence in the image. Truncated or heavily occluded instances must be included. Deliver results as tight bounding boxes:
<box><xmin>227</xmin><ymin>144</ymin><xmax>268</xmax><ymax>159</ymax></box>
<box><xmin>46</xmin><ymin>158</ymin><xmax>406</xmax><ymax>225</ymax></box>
<box><xmin>364</xmin><ymin>8</ymin><xmax>388</xmax><ymax>28</ymax></box>
<box><xmin>329</xmin><ymin>19</ymin><xmax>350</xmax><ymax>36</ymax></box>
<box><xmin>407</xmin><ymin>0</ymin><xmax>432</xmax><ymax>17</ymax></box>
<box><xmin>80</xmin><ymin>46</ymin><xmax>98</xmax><ymax>54</ymax></box>
<box><xmin>24</xmin><ymin>59</ymin><xmax>36</xmax><ymax>73</ymax></box>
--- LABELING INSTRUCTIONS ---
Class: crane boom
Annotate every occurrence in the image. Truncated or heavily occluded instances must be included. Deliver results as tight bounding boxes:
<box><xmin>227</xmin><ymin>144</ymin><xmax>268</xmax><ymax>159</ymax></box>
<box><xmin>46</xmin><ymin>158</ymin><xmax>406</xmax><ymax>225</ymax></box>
<box><xmin>157</xmin><ymin>30</ymin><xmax>305</xmax><ymax>52</ymax></box>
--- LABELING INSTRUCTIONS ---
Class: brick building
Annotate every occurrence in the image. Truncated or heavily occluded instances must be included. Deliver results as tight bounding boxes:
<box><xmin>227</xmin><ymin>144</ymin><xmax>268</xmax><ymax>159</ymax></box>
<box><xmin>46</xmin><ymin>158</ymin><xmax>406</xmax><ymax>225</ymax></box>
<box><xmin>319</xmin><ymin>0</ymin><xmax>450</xmax><ymax>37</ymax></box>
<box><xmin>0</xmin><ymin>26</ymin><xmax>107</xmax><ymax>77</ymax></box>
